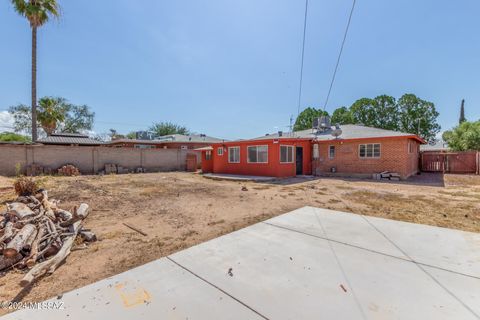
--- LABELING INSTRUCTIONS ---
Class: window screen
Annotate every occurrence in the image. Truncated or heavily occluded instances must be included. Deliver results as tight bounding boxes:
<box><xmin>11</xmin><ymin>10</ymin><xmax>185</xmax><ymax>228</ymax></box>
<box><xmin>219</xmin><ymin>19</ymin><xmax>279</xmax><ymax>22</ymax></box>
<box><xmin>359</xmin><ymin>143</ymin><xmax>380</xmax><ymax>158</ymax></box>
<box><xmin>247</xmin><ymin>146</ymin><xmax>268</xmax><ymax>163</ymax></box>
<box><xmin>329</xmin><ymin>146</ymin><xmax>335</xmax><ymax>159</ymax></box>
<box><xmin>280</xmin><ymin>146</ymin><xmax>294</xmax><ymax>163</ymax></box>
<box><xmin>228</xmin><ymin>147</ymin><xmax>240</xmax><ymax>163</ymax></box>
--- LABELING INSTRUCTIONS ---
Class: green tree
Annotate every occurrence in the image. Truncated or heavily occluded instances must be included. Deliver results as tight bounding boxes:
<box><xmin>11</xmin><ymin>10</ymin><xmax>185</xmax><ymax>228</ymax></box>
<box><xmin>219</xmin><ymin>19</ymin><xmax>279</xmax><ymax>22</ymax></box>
<box><xmin>109</xmin><ymin>129</ymin><xmax>125</xmax><ymax>140</ymax></box>
<box><xmin>294</xmin><ymin>107</ymin><xmax>329</xmax><ymax>131</ymax></box>
<box><xmin>149</xmin><ymin>122</ymin><xmax>190</xmax><ymax>137</ymax></box>
<box><xmin>126</xmin><ymin>132</ymin><xmax>137</xmax><ymax>139</ymax></box>
<box><xmin>349</xmin><ymin>95</ymin><xmax>398</xmax><ymax>130</ymax></box>
<box><xmin>443</xmin><ymin>121</ymin><xmax>480</xmax><ymax>151</ymax></box>
<box><xmin>11</xmin><ymin>0</ymin><xmax>60</xmax><ymax>141</ymax></box>
<box><xmin>0</xmin><ymin>132</ymin><xmax>31</xmax><ymax>142</ymax></box>
<box><xmin>331</xmin><ymin>106</ymin><xmax>354</xmax><ymax>125</ymax></box>
<box><xmin>397</xmin><ymin>94</ymin><xmax>440</xmax><ymax>144</ymax></box>
<box><xmin>459</xmin><ymin>99</ymin><xmax>466</xmax><ymax>124</ymax></box>
<box><xmin>9</xmin><ymin>97</ymin><xmax>94</xmax><ymax>136</ymax></box>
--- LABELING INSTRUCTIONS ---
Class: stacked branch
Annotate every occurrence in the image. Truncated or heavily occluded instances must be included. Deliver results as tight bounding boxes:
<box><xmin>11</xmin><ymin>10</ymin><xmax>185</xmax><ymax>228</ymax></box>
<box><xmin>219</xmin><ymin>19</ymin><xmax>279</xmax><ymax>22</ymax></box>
<box><xmin>0</xmin><ymin>189</ymin><xmax>95</xmax><ymax>286</ymax></box>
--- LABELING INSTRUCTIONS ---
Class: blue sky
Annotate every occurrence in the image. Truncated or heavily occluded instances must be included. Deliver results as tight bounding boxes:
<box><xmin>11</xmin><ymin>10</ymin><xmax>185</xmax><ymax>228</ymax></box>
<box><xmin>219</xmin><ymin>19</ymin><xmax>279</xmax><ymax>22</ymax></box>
<box><xmin>1</xmin><ymin>0</ymin><xmax>479</xmax><ymax>140</ymax></box>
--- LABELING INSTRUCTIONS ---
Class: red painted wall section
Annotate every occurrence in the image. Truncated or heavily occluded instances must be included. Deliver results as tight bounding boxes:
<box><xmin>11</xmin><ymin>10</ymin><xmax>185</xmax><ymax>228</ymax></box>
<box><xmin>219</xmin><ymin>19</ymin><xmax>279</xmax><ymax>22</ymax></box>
<box><xmin>207</xmin><ymin>139</ymin><xmax>311</xmax><ymax>177</ymax></box>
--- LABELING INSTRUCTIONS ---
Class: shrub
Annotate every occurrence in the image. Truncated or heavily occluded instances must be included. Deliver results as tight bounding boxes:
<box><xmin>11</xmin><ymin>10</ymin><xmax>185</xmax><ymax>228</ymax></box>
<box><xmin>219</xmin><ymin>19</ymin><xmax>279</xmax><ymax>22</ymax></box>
<box><xmin>13</xmin><ymin>176</ymin><xmax>38</xmax><ymax>196</ymax></box>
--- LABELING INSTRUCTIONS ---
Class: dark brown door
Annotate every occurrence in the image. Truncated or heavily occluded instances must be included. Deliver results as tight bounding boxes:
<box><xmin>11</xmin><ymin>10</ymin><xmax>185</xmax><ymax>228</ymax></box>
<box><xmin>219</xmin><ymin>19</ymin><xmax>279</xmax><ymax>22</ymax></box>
<box><xmin>296</xmin><ymin>147</ymin><xmax>303</xmax><ymax>175</ymax></box>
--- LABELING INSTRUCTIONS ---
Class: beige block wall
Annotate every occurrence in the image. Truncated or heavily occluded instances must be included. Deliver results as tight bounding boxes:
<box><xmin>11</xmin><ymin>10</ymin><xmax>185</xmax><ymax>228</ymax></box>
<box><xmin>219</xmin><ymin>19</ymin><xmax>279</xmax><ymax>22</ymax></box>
<box><xmin>0</xmin><ymin>145</ymin><xmax>192</xmax><ymax>176</ymax></box>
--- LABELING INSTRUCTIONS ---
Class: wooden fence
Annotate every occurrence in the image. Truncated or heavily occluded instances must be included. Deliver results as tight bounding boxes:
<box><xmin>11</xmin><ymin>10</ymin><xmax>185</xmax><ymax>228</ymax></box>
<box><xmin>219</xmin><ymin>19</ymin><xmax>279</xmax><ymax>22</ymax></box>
<box><xmin>421</xmin><ymin>151</ymin><xmax>479</xmax><ymax>174</ymax></box>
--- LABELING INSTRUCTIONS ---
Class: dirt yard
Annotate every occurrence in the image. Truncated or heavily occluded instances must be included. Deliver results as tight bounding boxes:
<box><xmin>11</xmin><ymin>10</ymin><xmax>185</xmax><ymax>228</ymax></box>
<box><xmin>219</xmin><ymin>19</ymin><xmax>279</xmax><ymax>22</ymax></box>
<box><xmin>0</xmin><ymin>172</ymin><xmax>479</xmax><ymax>310</ymax></box>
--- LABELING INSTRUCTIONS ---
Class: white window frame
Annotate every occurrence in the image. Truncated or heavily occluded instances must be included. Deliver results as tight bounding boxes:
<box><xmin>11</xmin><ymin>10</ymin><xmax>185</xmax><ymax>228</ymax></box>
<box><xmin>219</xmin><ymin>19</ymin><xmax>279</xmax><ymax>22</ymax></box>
<box><xmin>279</xmin><ymin>145</ymin><xmax>294</xmax><ymax>163</ymax></box>
<box><xmin>228</xmin><ymin>146</ymin><xmax>240</xmax><ymax>163</ymax></box>
<box><xmin>205</xmin><ymin>150</ymin><xmax>212</xmax><ymax>160</ymax></box>
<box><xmin>359</xmin><ymin>143</ymin><xmax>381</xmax><ymax>159</ymax></box>
<box><xmin>247</xmin><ymin>145</ymin><xmax>268</xmax><ymax>163</ymax></box>
<box><xmin>217</xmin><ymin>147</ymin><xmax>223</xmax><ymax>156</ymax></box>
<box><xmin>328</xmin><ymin>145</ymin><xmax>335</xmax><ymax>159</ymax></box>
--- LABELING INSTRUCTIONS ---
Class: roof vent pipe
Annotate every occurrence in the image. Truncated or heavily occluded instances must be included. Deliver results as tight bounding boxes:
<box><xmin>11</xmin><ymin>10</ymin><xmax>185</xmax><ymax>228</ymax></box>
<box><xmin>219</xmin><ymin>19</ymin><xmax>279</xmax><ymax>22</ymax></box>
<box><xmin>278</xmin><ymin>131</ymin><xmax>283</xmax><ymax>137</ymax></box>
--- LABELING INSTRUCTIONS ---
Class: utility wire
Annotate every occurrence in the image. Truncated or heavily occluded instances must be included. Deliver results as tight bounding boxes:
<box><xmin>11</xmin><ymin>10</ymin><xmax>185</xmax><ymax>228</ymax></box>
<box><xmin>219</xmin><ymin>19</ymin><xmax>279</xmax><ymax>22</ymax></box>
<box><xmin>296</xmin><ymin>0</ymin><xmax>309</xmax><ymax>118</ymax></box>
<box><xmin>323</xmin><ymin>0</ymin><xmax>357</xmax><ymax>111</ymax></box>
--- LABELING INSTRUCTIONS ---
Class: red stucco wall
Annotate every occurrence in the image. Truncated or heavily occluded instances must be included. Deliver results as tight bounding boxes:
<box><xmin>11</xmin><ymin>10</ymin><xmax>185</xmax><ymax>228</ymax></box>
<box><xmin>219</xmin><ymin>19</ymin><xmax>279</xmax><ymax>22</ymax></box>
<box><xmin>204</xmin><ymin>139</ymin><xmax>312</xmax><ymax>177</ymax></box>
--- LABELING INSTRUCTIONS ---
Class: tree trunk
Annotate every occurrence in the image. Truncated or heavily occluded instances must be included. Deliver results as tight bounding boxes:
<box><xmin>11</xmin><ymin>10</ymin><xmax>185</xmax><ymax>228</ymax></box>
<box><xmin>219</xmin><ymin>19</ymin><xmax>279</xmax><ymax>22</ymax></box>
<box><xmin>31</xmin><ymin>26</ymin><xmax>38</xmax><ymax>142</ymax></box>
<box><xmin>7</xmin><ymin>202</ymin><xmax>35</xmax><ymax>220</ymax></box>
<box><xmin>3</xmin><ymin>224</ymin><xmax>36</xmax><ymax>258</ymax></box>
<box><xmin>0</xmin><ymin>222</ymin><xmax>15</xmax><ymax>246</ymax></box>
<box><xmin>0</xmin><ymin>253</ymin><xmax>23</xmax><ymax>271</ymax></box>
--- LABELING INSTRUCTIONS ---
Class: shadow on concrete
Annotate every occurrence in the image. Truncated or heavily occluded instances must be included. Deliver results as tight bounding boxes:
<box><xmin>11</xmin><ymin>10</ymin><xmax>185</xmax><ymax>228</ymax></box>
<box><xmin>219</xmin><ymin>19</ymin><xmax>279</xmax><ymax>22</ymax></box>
<box><xmin>262</xmin><ymin>172</ymin><xmax>446</xmax><ymax>187</ymax></box>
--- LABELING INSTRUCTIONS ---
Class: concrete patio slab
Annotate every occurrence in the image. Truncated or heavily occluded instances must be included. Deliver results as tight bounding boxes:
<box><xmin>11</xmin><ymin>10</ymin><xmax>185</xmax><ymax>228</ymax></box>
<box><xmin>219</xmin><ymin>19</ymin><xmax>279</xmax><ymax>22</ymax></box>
<box><xmin>1</xmin><ymin>258</ymin><xmax>264</xmax><ymax>320</ymax></box>
<box><xmin>170</xmin><ymin>222</ymin><xmax>364</xmax><ymax>319</ymax></box>
<box><xmin>2</xmin><ymin>206</ymin><xmax>479</xmax><ymax>320</ymax></box>
<box><xmin>202</xmin><ymin>173</ymin><xmax>276</xmax><ymax>182</ymax></box>
<box><xmin>364</xmin><ymin>214</ymin><xmax>480</xmax><ymax>278</ymax></box>
<box><xmin>265</xmin><ymin>206</ymin><xmax>409</xmax><ymax>260</ymax></box>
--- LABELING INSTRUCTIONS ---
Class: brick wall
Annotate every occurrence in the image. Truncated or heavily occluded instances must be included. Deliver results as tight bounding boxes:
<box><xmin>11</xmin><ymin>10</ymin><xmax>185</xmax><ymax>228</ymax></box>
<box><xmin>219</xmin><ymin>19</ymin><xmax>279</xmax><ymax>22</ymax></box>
<box><xmin>0</xmin><ymin>144</ymin><xmax>194</xmax><ymax>176</ymax></box>
<box><xmin>312</xmin><ymin>137</ymin><xmax>420</xmax><ymax>179</ymax></box>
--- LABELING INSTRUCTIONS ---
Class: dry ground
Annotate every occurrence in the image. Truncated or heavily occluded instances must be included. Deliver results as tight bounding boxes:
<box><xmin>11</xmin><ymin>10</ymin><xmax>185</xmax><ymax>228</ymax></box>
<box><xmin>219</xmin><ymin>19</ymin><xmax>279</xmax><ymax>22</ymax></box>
<box><xmin>0</xmin><ymin>172</ymin><xmax>479</xmax><ymax>310</ymax></box>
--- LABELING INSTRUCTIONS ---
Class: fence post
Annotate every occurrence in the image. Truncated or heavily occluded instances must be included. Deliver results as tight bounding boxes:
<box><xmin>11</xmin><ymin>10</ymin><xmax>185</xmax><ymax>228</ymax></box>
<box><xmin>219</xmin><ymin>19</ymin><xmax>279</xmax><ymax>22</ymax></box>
<box><xmin>477</xmin><ymin>151</ymin><xmax>479</xmax><ymax>175</ymax></box>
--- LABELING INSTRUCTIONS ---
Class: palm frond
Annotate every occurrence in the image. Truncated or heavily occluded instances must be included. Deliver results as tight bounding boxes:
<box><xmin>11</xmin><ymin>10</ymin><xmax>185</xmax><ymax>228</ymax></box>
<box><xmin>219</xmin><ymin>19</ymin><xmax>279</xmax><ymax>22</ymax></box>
<box><xmin>11</xmin><ymin>0</ymin><xmax>60</xmax><ymax>27</ymax></box>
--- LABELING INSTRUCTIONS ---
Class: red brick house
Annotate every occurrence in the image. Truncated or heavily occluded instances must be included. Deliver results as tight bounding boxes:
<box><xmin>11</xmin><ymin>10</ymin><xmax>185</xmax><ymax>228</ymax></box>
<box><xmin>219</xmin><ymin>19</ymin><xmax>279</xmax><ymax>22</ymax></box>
<box><xmin>198</xmin><ymin>125</ymin><xmax>425</xmax><ymax>179</ymax></box>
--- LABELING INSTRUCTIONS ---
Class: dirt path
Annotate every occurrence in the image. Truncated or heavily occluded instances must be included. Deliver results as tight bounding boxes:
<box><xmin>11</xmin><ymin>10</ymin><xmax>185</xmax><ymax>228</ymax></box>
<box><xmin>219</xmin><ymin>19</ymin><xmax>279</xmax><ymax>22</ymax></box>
<box><xmin>0</xmin><ymin>172</ymin><xmax>479</xmax><ymax>310</ymax></box>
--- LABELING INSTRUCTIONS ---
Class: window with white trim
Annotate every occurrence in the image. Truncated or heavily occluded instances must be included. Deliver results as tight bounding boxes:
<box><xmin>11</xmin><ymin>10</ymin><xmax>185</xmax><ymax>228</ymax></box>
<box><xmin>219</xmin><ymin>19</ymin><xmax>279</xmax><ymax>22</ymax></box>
<box><xmin>280</xmin><ymin>145</ymin><xmax>294</xmax><ymax>163</ymax></box>
<box><xmin>228</xmin><ymin>146</ymin><xmax>240</xmax><ymax>163</ymax></box>
<box><xmin>247</xmin><ymin>145</ymin><xmax>268</xmax><ymax>163</ymax></box>
<box><xmin>205</xmin><ymin>150</ymin><xmax>212</xmax><ymax>160</ymax></box>
<box><xmin>359</xmin><ymin>143</ymin><xmax>380</xmax><ymax>158</ymax></box>
<box><xmin>217</xmin><ymin>147</ymin><xmax>223</xmax><ymax>156</ymax></box>
<box><xmin>329</xmin><ymin>145</ymin><xmax>335</xmax><ymax>159</ymax></box>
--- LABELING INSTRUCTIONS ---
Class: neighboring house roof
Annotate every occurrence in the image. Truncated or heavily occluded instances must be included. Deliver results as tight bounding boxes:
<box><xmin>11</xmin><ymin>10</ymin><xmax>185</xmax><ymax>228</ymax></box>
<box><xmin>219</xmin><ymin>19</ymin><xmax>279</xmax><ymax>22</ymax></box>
<box><xmin>248</xmin><ymin>125</ymin><xmax>425</xmax><ymax>143</ymax></box>
<box><xmin>37</xmin><ymin>132</ymin><xmax>103</xmax><ymax>146</ymax></box>
<box><xmin>420</xmin><ymin>139</ymin><xmax>449</xmax><ymax>151</ymax></box>
<box><xmin>108</xmin><ymin>134</ymin><xmax>225</xmax><ymax>145</ymax></box>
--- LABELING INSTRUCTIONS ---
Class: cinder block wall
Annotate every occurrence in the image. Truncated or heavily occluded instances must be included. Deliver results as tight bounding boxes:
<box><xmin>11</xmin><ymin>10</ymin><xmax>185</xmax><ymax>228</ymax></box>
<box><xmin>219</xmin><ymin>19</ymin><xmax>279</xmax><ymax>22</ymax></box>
<box><xmin>0</xmin><ymin>145</ymin><xmax>192</xmax><ymax>176</ymax></box>
<box><xmin>312</xmin><ymin>138</ymin><xmax>420</xmax><ymax>179</ymax></box>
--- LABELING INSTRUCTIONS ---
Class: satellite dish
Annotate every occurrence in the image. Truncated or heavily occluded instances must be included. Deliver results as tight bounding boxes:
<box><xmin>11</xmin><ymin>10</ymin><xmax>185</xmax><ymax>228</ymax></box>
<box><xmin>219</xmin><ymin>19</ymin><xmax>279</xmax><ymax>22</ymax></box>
<box><xmin>331</xmin><ymin>124</ymin><xmax>342</xmax><ymax>139</ymax></box>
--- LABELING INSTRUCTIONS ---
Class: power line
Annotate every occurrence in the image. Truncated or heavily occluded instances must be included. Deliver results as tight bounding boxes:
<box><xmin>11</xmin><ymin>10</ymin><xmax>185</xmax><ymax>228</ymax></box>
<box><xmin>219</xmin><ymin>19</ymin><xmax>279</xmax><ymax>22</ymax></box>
<box><xmin>296</xmin><ymin>0</ymin><xmax>309</xmax><ymax>117</ymax></box>
<box><xmin>323</xmin><ymin>0</ymin><xmax>357</xmax><ymax>111</ymax></box>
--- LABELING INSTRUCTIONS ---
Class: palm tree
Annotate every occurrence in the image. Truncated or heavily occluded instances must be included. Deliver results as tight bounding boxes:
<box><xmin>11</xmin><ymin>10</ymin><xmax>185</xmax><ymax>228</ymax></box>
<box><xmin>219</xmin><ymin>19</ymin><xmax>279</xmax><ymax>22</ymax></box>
<box><xmin>11</xmin><ymin>0</ymin><xmax>60</xmax><ymax>141</ymax></box>
<box><xmin>37</xmin><ymin>97</ymin><xmax>67</xmax><ymax>135</ymax></box>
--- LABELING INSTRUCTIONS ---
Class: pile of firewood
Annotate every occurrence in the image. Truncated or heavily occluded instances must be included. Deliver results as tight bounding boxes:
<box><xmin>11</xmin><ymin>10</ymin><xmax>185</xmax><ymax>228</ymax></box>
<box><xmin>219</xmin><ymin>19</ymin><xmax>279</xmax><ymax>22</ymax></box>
<box><xmin>57</xmin><ymin>164</ymin><xmax>81</xmax><ymax>176</ymax></box>
<box><xmin>0</xmin><ymin>189</ymin><xmax>95</xmax><ymax>286</ymax></box>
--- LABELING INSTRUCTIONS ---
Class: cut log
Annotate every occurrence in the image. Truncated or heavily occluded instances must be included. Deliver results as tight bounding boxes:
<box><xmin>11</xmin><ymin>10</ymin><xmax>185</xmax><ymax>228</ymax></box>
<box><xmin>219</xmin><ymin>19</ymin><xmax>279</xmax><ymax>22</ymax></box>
<box><xmin>21</xmin><ymin>228</ymin><xmax>38</xmax><ymax>253</ymax></box>
<box><xmin>25</xmin><ymin>225</ymin><xmax>46</xmax><ymax>268</ymax></box>
<box><xmin>0</xmin><ymin>222</ymin><xmax>15</xmax><ymax>245</ymax></box>
<box><xmin>60</xmin><ymin>203</ymin><xmax>89</xmax><ymax>227</ymax></box>
<box><xmin>0</xmin><ymin>253</ymin><xmax>23</xmax><ymax>271</ymax></box>
<box><xmin>79</xmin><ymin>230</ymin><xmax>97</xmax><ymax>242</ymax></box>
<box><xmin>55</xmin><ymin>209</ymin><xmax>73</xmax><ymax>221</ymax></box>
<box><xmin>21</xmin><ymin>209</ymin><xmax>89</xmax><ymax>287</ymax></box>
<box><xmin>39</xmin><ymin>190</ymin><xmax>56</xmax><ymax>221</ymax></box>
<box><xmin>7</xmin><ymin>203</ymin><xmax>35</xmax><ymax>220</ymax></box>
<box><xmin>3</xmin><ymin>224</ymin><xmax>36</xmax><ymax>258</ymax></box>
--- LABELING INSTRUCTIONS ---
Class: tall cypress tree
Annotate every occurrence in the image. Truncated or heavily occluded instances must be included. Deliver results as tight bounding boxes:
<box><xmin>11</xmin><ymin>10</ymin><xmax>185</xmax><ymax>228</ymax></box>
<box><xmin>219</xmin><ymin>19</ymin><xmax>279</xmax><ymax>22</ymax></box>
<box><xmin>459</xmin><ymin>99</ymin><xmax>466</xmax><ymax>124</ymax></box>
